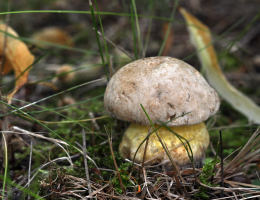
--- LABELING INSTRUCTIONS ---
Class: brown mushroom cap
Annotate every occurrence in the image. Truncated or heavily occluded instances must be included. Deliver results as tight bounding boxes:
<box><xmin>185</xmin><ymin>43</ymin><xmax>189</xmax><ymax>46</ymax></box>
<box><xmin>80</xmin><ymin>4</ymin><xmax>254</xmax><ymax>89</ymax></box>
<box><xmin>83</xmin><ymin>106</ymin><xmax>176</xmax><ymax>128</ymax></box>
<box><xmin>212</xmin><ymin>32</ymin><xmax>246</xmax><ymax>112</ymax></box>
<box><xmin>104</xmin><ymin>57</ymin><xmax>220</xmax><ymax>126</ymax></box>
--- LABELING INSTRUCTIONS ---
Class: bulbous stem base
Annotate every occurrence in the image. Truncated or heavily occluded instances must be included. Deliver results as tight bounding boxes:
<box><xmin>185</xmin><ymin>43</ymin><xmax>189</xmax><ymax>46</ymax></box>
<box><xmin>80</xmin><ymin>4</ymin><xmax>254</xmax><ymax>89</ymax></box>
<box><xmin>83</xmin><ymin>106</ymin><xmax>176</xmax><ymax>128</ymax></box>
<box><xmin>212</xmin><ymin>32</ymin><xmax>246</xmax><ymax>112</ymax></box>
<box><xmin>119</xmin><ymin>122</ymin><xmax>209</xmax><ymax>166</ymax></box>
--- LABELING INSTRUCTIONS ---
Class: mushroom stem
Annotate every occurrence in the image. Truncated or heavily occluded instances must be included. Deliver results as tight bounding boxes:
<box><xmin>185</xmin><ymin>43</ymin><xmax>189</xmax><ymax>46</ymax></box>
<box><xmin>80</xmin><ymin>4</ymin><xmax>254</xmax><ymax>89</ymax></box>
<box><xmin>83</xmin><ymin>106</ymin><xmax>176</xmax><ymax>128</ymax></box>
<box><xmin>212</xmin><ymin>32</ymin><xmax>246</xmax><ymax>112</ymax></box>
<box><xmin>119</xmin><ymin>122</ymin><xmax>209</xmax><ymax>166</ymax></box>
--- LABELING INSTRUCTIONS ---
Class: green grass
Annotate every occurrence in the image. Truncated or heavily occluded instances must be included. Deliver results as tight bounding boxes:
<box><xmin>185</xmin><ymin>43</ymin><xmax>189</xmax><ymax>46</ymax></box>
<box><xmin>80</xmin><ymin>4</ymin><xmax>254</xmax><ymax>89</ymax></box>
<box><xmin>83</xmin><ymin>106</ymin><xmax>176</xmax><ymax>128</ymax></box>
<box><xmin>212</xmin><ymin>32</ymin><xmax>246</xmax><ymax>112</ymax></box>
<box><xmin>0</xmin><ymin>1</ymin><xmax>259</xmax><ymax>199</ymax></box>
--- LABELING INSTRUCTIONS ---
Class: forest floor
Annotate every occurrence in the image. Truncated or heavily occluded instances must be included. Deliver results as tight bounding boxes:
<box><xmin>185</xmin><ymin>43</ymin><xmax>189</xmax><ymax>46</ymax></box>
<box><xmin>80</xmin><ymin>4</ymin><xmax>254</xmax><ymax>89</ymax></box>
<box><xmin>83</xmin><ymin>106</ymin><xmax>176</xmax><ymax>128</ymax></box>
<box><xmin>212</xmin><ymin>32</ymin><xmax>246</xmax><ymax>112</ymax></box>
<box><xmin>0</xmin><ymin>0</ymin><xmax>259</xmax><ymax>199</ymax></box>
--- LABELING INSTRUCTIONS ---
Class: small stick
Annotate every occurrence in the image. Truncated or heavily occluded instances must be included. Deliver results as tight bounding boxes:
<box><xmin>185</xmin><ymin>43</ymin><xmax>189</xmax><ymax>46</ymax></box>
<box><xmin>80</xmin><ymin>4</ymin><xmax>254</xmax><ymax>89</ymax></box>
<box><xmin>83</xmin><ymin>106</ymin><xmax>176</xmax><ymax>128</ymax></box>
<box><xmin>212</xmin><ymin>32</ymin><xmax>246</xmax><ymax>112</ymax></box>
<box><xmin>88</xmin><ymin>112</ymin><xmax>100</xmax><ymax>131</ymax></box>
<box><xmin>82</xmin><ymin>129</ymin><xmax>94</xmax><ymax>199</ymax></box>
<box><xmin>106</xmin><ymin>127</ymin><xmax>125</xmax><ymax>193</ymax></box>
<box><xmin>142</xmin><ymin>167</ymin><xmax>153</xmax><ymax>199</ymax></box>
<box><xmin>219</xmin><ymin>130</ymin><xmax>224</xmax><ymax>196</ymax></box>
<box><xmin>232</xmin><ymin>192</ymin><xmax>238</xmax><ymax>200</ymax></box>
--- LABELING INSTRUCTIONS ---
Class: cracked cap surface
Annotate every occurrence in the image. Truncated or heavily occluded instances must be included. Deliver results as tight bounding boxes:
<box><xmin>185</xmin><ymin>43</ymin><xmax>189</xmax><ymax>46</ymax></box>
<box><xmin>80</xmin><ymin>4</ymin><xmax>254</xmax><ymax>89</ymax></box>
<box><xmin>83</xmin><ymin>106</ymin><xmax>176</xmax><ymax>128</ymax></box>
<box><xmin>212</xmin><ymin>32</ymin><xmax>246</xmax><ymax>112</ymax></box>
<box><xmin>104</xmin><ymin>56</ymin><xmax>220</xmax><ymax>126</ymax></box>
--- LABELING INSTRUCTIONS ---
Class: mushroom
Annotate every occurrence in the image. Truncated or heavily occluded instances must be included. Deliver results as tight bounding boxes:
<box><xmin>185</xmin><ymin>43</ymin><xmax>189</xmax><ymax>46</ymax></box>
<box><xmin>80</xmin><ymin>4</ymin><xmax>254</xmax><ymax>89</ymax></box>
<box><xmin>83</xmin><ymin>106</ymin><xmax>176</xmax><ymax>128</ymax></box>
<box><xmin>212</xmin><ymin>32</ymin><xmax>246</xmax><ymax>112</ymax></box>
<box><xmin>104</xmin><ymin>56</ymin><xmax>220</xmax><ymax>166</ymax></box>
<box><xmin>32</xmin><ymin>27</ymin><xmax>73</xmax><ymax>48</ymax></box>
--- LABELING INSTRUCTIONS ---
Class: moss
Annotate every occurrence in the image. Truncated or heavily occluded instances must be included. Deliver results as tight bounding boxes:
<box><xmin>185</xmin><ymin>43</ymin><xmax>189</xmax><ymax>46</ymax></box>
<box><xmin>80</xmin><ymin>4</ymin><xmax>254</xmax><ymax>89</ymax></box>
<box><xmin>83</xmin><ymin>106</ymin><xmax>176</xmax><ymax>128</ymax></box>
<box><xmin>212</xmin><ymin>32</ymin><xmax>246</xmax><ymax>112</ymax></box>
<box><xmin>199</xmin><ymin>158</ymin><xmax>219</xmax><ymax>186</ymax></box>
<box><xmin>111</xmin><ymin>162</ymin><xmax>133</xmax><ymax>194</ymax></box>
<box><xmin>195</xmin><ymin>158</ymin><xmax>220</xmax><ymax>199</ymax></box>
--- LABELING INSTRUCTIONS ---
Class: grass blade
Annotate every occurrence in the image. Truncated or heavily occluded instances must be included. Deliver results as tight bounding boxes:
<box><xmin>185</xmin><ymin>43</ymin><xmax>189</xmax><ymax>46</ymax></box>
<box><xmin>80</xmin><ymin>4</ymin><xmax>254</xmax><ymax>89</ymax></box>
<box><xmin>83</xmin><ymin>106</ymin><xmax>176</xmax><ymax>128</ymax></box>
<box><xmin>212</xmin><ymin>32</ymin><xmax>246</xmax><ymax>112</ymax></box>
<box><xmin>1</xmin><ymin>132</ymin><xmax>8</xmax><ymax>199</ymax></box>
<box><xmin>93</xmin><ymin>0</ymin><xmax>110</xmax><ymax>78</ymax></box>
<box><xmin>131</xmin><ymin>0</ymin><xmax>143</xmax><ymax>58</ymax></box>
<box><xmin>158</xmin><ymin>0</ymin><xmax>180</xmax><ymax>56</ymax></box>
<box><xmin>130</xmin><ymin>3</ymin><xmax>138</xmax><ymax>59</ymax></box>
<box><xmin>88</xmin><ymin>0</ymin><xmax>105</xmax><ymax>65</ymax></box>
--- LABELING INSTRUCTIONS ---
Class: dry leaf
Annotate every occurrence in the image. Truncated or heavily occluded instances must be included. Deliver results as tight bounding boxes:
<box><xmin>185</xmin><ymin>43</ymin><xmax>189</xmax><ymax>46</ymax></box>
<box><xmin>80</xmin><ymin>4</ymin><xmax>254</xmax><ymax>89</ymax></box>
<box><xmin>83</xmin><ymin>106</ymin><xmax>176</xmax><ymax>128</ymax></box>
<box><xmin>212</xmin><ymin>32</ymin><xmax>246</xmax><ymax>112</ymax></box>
<box><xmin>179</xmin><ymin>8</ymin><xmax>260</xmax><ymax>124</ymax></box>
<box><xmin>0</xmin><ymin>23</ymin><xmax>35</xmax><ymax>103</ymax></box>
<box><xmin>32</xmin><ymin>27</ymin><xmax>73</xmax><ymax>48</ymax></box>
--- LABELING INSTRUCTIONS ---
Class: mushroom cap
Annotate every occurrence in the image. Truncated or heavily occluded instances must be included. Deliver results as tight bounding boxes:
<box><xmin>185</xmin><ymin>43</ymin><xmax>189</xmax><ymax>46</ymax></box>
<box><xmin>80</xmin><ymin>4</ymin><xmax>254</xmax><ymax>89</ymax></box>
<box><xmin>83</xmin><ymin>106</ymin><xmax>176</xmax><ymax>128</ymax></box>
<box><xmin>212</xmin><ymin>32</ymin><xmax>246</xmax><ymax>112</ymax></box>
<box><xmin>104</xmin><ymin>56</ymin><xmax>220</xmax><ymax>126</ymax></box>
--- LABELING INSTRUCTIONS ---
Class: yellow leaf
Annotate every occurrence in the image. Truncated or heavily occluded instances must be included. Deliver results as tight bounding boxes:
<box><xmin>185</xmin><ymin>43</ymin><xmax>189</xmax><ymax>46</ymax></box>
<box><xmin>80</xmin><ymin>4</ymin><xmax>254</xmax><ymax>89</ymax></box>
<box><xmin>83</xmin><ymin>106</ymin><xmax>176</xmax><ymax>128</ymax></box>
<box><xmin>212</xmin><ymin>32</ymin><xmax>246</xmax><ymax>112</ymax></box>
<box><xmin>179</xmin><ymin>8</ymin><xmax>260</xmax><ymax>124</ymax></box>
<box><xmin>0</xmin><ymin>23</ymin><xmax>35</xmax><ymax>103</ymax></box>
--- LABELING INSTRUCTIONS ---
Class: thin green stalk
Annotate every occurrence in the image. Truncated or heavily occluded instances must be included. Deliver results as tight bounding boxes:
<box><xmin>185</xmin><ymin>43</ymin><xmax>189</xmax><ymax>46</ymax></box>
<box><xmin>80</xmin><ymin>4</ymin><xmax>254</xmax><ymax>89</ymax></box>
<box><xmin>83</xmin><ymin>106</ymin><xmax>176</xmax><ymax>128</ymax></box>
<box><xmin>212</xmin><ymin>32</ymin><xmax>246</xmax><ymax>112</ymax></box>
<box><xmin>140</xmin><ymin>104</ymin><xmax>178</xmax><ymax>166</ymax></box>
<box><xmin>131</xmin><ymin>110</ymin><xmax>194</xmax><ymax>165</ymax></box>
<box><xmin>0</xmin><ymin>10</ymin><xmax>180</xmax><ymax>23</ymax></box>
<box><xmin>88</xmin><ymin>0</ymin><xmax>105</xmax><ymax>66</ymax></box>
<box><xmin>105</xmin><ymin>126</ymin><xmax>125</xmax><ymax>193</ymax></box>
<box><xmin>161</xmin><ymin>122</ymin><xmax>194</xmax><ymax>163</ymax></box>
<box><xmin>158</xmin><ymin>0</ymin><xmax>179</xmax><ymax>56</ymax></box>
<box><xmin>1</xmin><ymin>133</ymin><xmax>8</xmax><ymax>199</ymax></box>
<box><xmin>139</xmin><ymin>104</ymin><xmax>183</xmax><ymax>184</ymax></box>
<box><xmin>130</xmin><ymin>4</ymin><xmax>138</xmax><ymax>59</ymax></box>
<box><xmin>17</xmin><ymin>94</ymin><xmax>103</xmax><ymax>115</ymax></box>
<box><xmin>93</xmin><ymin>0</ymin><xmax>110</xmax><ymax>78</ymax></box>
<box><xmin>143</xmin><ymin>0</ymin><xmax>155</xmax><ymax>57</ymax></box>
<box><xmin>131</xmin><ymin>0</ymin><xmax>143</xmax><ymax>57</ymax></box>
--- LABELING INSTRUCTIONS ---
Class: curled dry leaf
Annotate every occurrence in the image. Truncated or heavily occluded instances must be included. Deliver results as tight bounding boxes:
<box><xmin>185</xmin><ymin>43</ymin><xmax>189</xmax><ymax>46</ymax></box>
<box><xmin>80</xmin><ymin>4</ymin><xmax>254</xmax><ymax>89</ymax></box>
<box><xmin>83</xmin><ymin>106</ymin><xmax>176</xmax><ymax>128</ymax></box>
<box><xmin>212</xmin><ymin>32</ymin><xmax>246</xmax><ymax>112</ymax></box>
<box><xmin>0</xmin><ymin>23</ymin><xmax>35</xmax><ymax>103</ymax></box>
<box><xmin>179</xmin><ymin>8</ymin><xmax>260</xmax><ymax>124</ymax></box>
<box><xmin>32</xmin><ymin>27</ymin><xmax>73</xmax><ymax>48</ymax></box>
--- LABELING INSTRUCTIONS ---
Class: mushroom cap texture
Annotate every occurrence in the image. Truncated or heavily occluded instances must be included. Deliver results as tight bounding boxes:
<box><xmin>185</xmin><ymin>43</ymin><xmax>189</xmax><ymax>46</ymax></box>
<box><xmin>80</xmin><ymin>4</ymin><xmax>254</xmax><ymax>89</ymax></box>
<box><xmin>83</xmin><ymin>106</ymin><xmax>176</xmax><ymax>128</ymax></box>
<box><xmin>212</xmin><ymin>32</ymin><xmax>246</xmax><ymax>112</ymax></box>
<box><xmin>104</xmin><ymin>56</ymin><xmax>220</xmax><ymax>126</ymax></box>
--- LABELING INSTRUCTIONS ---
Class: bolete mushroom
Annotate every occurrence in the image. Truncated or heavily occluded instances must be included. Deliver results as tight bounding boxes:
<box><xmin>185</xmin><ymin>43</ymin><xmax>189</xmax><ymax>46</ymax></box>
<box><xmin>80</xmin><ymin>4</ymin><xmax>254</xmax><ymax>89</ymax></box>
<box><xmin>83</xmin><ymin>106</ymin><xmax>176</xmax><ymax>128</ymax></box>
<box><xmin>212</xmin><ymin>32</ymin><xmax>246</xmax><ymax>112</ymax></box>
<box><xmin>104</xmin><ymin>57</ymin><xmax>220</xmax><ymax>166</ymax></box>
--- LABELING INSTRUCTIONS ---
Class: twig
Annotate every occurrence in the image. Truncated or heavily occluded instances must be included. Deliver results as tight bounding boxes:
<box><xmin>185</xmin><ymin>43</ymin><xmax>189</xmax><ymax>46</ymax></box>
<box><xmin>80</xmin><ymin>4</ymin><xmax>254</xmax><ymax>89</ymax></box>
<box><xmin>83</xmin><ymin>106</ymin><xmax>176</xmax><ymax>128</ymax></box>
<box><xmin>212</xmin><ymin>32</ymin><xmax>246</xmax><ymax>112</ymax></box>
<box><xmin>142</xmin><ymin>167</ymin><xmax>152</xmax><ymax>199</ymax></box>
<box><xmin>210</xmin><ymin>142</ymin><xmax>217</xmax><ymax>156</ymax></box>
<box><xmin>224</xmin><ymin>180</ymin><xmax>260</xmax><ymax>189</ymax></box>
<box><xmin>105</xmin><ymin>127</ymin><xmax>125</xmax><ymax>193</ymax></box>
<box><xmin>212</xmin><ymin>192</ymin><xmax>260</xmax><ymax>200</ymax></box>
<box><xmin>84</xmin><ymin>183</ymin><xmax>109</xmax><ymax>199</ymax></box>
<box><xmin>81</xmin><ymin>129</ymin><xmax>94</xmax><ymax>199</ymax></box>
<box><xmin>232</xmin><ymin>192</ymin><xmax>238</xmax><ymax>200</ymax></box>
<box><xmin>198</xmin><ymin>180</ymin><xmax>260</xmax><ymax>192</ymax></box>
<box><xmin>93</xmin><ymin>192</ymin><xmax>140</xmax><ymax>200</ymax></box>
<box><xmin>74</xmin><ymin>142</ymin><xmax>101</xmax><ymax>171</ymax></box>
<box><xmin>88</xmin><ymin>112</ymin><xmax>100</xmax><ymax>131</ymax></box>
<box><xmin>11</xmin><ymin>126</ymin><xmax>68</xmax><ymax>146</ymax></box>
